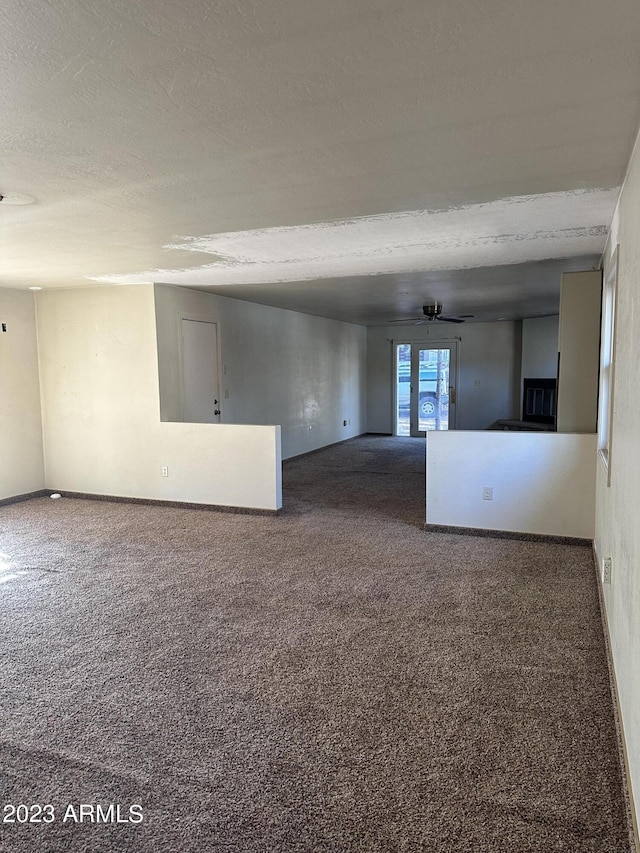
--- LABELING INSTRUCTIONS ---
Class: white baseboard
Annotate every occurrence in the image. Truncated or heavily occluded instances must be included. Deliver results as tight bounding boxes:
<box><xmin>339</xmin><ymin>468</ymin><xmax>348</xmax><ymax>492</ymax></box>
<box><xmin>592</xmin><ymin>542</ymin><xmax>639</xmax><ymax>852</ymax></box>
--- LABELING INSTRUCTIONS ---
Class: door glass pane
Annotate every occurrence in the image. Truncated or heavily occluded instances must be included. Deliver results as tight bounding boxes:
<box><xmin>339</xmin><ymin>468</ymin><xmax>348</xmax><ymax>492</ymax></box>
<box><xmin>396</xmin><ymin>344</ymin><xmax>451</xmax><ymax>435</ymax></box>
<box><xmin>418</xmin><ymin>348</ymin><xmax>449</xmax><ymax>432</ymax></box>
<box><xmin>395</xmin><ymin>343</ymin><xmax>410</xmax><ymax>436</ymax></box>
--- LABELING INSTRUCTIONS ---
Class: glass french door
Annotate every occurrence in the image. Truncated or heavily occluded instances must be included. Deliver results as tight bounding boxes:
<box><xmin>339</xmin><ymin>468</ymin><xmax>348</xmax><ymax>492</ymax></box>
<box><xmin>395</xmin><ymin>342</ymin><xmax>457</xmax><ymax>436</ymax></box>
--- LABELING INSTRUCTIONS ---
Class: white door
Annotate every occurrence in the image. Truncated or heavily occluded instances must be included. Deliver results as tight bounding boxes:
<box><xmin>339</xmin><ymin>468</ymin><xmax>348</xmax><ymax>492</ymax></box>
<box><xmin>181</xmin><ymin>319</ymin><xmax>221</xmax><ymax>423</ymax></box>
<box><xmin>395</xmin><ymin>342</ymin><xmax>458</xmax><ymax>436</ymax></box>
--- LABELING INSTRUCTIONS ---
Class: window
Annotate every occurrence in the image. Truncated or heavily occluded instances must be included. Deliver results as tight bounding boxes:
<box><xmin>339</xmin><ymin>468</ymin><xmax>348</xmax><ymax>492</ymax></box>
<box><xmin>598</xmin><ymin>245</ymin><xmax>618</xmax><ymax>485</ymax></box>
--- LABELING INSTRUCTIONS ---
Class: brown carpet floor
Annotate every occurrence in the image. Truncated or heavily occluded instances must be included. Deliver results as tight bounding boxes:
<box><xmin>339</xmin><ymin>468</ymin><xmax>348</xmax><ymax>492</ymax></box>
<box><xmin>0</xmin><ymin>435</ymin><xmax>632</xmax><ymax>852</ymax></box>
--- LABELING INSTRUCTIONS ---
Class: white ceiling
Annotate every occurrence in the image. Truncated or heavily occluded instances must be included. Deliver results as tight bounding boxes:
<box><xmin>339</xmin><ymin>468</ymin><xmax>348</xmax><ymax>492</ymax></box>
<box><xmin>2</xmin><ymin>0</ymin><xmax>640</xmax><ymax>325</ymax></box>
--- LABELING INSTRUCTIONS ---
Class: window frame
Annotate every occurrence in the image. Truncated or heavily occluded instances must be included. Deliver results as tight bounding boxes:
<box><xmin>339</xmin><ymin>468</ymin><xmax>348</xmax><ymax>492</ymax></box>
<box><xmin>598</xmin><ymin>244</ymin><xmax>619</xmax><ymax>486</ymax></box>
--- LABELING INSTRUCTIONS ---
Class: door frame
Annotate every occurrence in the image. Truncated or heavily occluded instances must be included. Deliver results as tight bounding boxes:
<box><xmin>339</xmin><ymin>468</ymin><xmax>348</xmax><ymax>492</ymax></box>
<box><xmin>177</xmin><ymin>312</ymin><xmax>223</xmax><ymax>423</ymax></box>
<box><xmin>393</xmin><ymin>338</ymin><xmax>460</xmax><ymax>436</ymax></box>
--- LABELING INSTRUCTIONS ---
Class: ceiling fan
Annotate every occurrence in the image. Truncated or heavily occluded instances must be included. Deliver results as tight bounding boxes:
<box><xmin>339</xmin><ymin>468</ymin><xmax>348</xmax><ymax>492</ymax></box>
<box><xmin>389</xmin><ymin>303</ymin><xmax>474</xmax><ymax>324</ymax></box>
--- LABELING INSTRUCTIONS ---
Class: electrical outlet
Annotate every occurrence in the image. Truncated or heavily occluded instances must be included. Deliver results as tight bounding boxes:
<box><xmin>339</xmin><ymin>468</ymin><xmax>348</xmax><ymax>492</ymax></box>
<box><xmin>161</xmin><ymin>466</ymin><xmax>169</xmax><ymax>477</ymax></box>
<box><xmin>603</xmin><ymin>557</ymin><xmax>612</xmax><ymax>584</ymax></box>
<box><xmin>482</xmin><ymin>486</ymin><xmax>493</xmax><ymax>501</ymax></box>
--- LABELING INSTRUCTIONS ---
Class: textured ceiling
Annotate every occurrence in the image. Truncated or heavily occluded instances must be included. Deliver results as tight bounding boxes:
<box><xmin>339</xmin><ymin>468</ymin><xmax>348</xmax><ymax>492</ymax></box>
<box><xmin>2</xmin><ymin>0</ymin><xmax>640</xmax><ymax>324</ymax></box>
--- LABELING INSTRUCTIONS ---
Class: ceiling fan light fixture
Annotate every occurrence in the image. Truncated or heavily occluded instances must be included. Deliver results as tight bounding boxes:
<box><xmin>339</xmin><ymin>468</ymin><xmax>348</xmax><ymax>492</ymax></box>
<box><xmin>387</xmin><ymin>302</ymin><xmax>474</xmax><ymax>325</ymax></box>
<box><xmin>422</xmin><ymin>303</ymin><xmax>443</xmax><ymax>320</ymax></box>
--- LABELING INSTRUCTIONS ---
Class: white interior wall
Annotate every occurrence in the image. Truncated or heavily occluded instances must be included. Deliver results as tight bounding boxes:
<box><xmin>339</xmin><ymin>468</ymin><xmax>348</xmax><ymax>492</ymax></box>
<box><xmin>521</xmin><ymin>315</ymin><xmax>559</xmax><ymax>379</ymax></box>
<box><xmin>0</xmin><ymin>288</ymin><xmax>45</xmax><ymax>500</ymax></box>
<box><xmin>367</xmin><ymin>321</ymin><xmax>521</xmax><ymax>432</ymax></box>
<box><xmin>426</xmin><ymin>431</ymin><xmax>596</xmax><ymax>539</ymax></box>
<box><xmin>154</xmin><ymin>284</ymin><xmax>367</xmax><ymax>459</ymax></box>
<box><xmin>595</xmin><ymin>131</ymin><xmax>640</xmax><ymax>837</ymax></box>
<box><xmin>519</xmin><ymin>314</ymin><xmax>559</xmax><ymax>419</ymax></box>
<box><xmin>36</xmin><ymin>285</ymin><xmax>281</xmax><ymax>510</ymax></box>
<box><xmin>557</xmin><ymin>271</ymin><xmax>602</xmax><ymax>434</ymax></box>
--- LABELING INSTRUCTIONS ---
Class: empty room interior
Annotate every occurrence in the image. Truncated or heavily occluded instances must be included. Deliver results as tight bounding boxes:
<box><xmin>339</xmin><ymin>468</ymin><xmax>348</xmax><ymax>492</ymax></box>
<box><xmin>2</xmin><ymin>1</ymin><xmax>640</xmax><ymax>851</ymax></box>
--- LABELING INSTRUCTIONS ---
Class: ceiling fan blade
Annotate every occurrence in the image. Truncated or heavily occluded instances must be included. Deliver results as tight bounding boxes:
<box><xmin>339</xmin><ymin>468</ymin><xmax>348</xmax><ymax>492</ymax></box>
<box><xmin>392</xmin><ymin>307</ymin><xmax>474</xmax><ymax>324</ymax></box>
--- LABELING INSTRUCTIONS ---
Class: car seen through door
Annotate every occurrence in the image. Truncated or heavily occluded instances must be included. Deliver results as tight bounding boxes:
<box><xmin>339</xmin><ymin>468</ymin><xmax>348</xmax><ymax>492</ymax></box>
<box><xmin>396</xmin><ymin>360</ymin><xmax>449</xmax><ymax>418</ymax></box>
